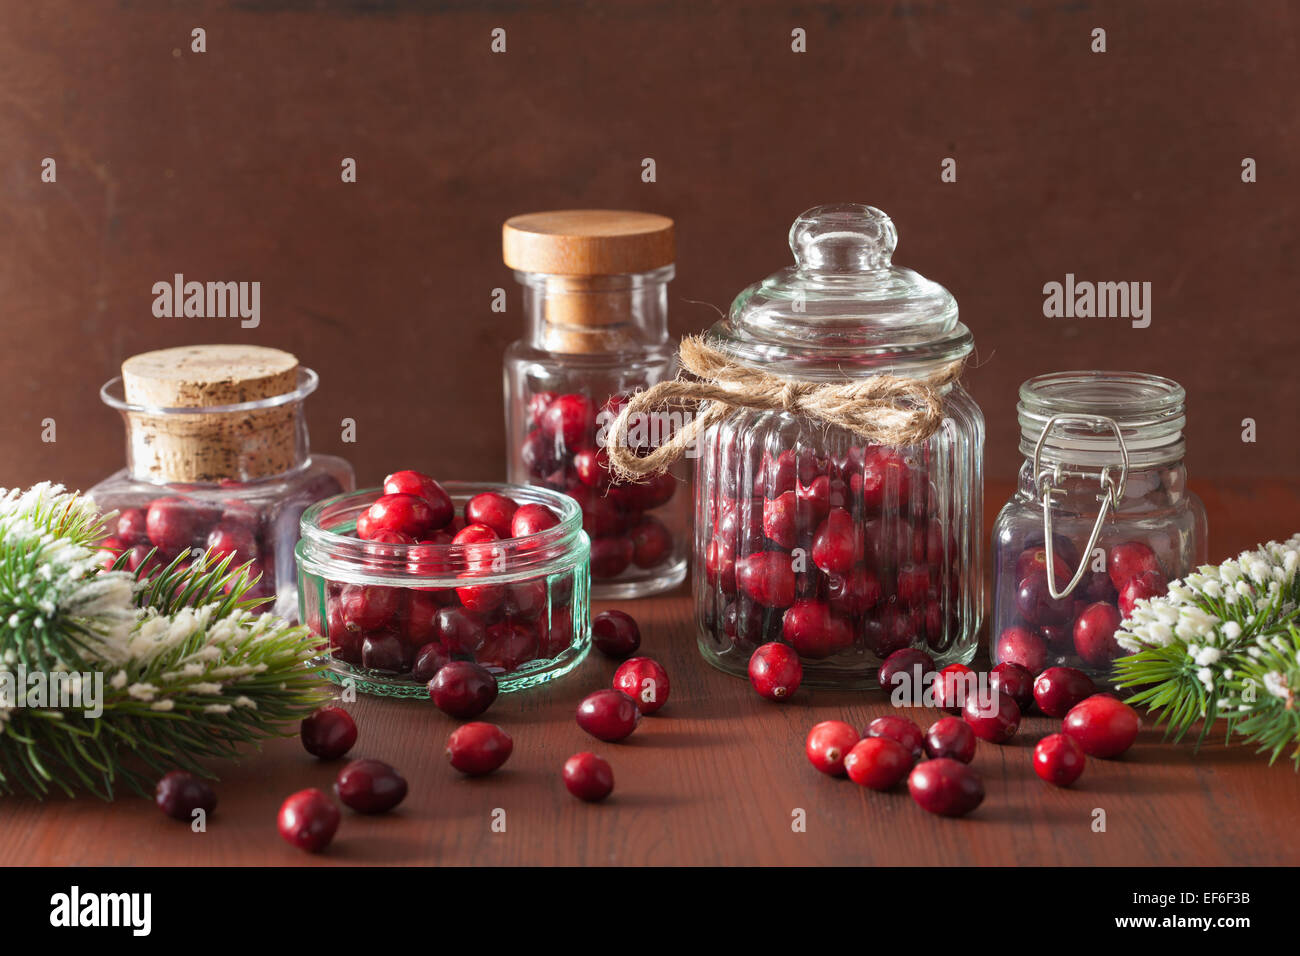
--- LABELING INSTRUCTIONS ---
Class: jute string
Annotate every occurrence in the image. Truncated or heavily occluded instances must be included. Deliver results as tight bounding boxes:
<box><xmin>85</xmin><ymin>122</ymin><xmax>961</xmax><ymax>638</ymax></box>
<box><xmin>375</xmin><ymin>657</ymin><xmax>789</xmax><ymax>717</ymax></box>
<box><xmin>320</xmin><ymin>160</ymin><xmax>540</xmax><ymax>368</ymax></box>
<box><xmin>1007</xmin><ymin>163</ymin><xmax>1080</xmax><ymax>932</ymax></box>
<box><xmin>604</xmin><ymin>336</ymin><xmax>966</xmax><ymax>481</ymax></box>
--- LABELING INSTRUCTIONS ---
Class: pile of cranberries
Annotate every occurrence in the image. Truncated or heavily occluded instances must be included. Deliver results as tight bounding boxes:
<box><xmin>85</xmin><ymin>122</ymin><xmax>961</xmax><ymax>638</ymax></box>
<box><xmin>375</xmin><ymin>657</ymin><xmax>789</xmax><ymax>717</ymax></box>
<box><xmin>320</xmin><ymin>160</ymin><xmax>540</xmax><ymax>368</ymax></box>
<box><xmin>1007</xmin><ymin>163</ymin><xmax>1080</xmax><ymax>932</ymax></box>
<box><xmin>701</xmin><ymin>439</ymin><xmax>966</xmax><ymax>668</ymax></box>
<box><xmin>518</xmin><ymin>390</ymin><xmax>678</xmax><ymax>580</ymax></box>
<box><xmin>314</xmin><ymin>470</ymin><xmax>578</xmax><ymax>682</ymax></box>
<box><xmin>96</xmin><ymin>476</ymin><xmax>340</xmax><ymax>599</ymax></box>
<box><xmin>997</xmin><ymin>538</ymin><xmax>1169</xmax><ymax>676</ymax></box>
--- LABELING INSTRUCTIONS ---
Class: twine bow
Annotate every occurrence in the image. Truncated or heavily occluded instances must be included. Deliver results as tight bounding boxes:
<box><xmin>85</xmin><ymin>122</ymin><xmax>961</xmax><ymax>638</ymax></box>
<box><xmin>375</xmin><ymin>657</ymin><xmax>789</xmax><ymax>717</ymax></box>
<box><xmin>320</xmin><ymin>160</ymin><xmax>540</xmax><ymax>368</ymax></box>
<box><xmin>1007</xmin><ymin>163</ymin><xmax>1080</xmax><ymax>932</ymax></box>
<box><xmin>604</xmin><ymin>336</ymin><xmax>966</xmax><ymax>481</ymax></box>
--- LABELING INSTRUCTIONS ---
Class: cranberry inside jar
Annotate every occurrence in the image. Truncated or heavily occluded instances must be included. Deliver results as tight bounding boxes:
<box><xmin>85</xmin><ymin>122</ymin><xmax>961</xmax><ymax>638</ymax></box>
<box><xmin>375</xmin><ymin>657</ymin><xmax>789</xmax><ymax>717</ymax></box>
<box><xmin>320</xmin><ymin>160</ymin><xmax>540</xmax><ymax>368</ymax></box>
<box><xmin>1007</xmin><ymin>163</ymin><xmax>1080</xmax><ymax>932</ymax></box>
<box><xmin>990</xmin><ymin>372</ymin><xmax>1207</xmax><ymax>683</ymax></box>
<box><xmin>502</xmin><ymin>209</ymin><xmax>690</xmax><ymax>599</ymax></box>
<box><xmin>296</xmin><ymin>479</ymin><xmax>591</xmax><ymax>698</ymax></box>
<box><xmin>693</xmin><ymin>205</ymin><xmax>984</xmax><ymax>687</ymax></box>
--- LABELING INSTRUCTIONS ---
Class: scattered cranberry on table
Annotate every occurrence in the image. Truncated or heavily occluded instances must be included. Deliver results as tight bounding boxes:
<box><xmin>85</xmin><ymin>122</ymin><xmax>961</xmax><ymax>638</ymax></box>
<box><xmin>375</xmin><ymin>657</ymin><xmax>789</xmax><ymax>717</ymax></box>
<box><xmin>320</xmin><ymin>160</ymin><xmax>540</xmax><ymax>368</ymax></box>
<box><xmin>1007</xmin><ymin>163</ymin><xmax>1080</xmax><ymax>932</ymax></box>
<box><xmin>1062</xmin><ymin>694</ymin><xmax>1141</xmax><ymax>758</ymax></box>
<box><xmin>591</xmin><ymin>610</ymin><xmax>641</xmax><ymax>659</ymax></box>
<box><xmin>563</xmin><ymin>752</ymin><xmax>615</xmax><ymax>802</ymax></box>
<box><xmin>612</xmin><ymin>657</ymin><xmax>670</xmax><ymax>714</ymax></box>
<box><xmin>300</xmin><ymin>706</ymin><xmax>358</xmax><ymax>760</ymax></box>
<box><xmin>989</xmin><ymin>661</ymin><xmax>1035</xmax><ymax>711</ymax></box>
<box><xmin>805</xmin><ymin>720</ymin><xmax>861</xmax><ymax>777</ymax></box>
<box><xmin>932</xmin><ymin>663</ymin><xmax>974</xmax><ymax>713</ymax></box>
<box><xmin>864</xmin><ymin>715</ymin><xmax>924</xmax><ymax>763</ymax></box>
<box><xmin>907</xmin><ymin>758</ymin><xmax>985</xmax><ymax>817</ymax></box>
<box><xmin>277</xmin><ymin>788</ymin><xmax>341</xmax><ymax>853</ymax></box>
<box><xmin>877</xmin><ymin>647</ymin><xmax>935</xmax><ymax>696</ymax></box>
<box><xmin>446</xmin><ymin>722</ymin><xmax>514</xmax><ymax>776</ymax></box>
<box><xmin>962</xmin><ymin>691</ymin><xmax>1021</xmax><ymax>744</ymax></box>
<box><xmin>844</xmin><ymin>737</ymin><xmax>913</xmax><ymax>791</ymax></box>
<box><xmin>924</xmin><ymin>717</ymin><xmax>976</xmax><ymax>763</ymax></box>
<box><xmin>154</xmin><ymin>771</ymin><xmax>217</xmax><ymax>822</ymax></box>
<box><xmin>1033</xmin><ymin>666</ymin><xmax>1096</xmax><ymax>718</ymax></box>
<box><xmin>428</xmin><ymin>661</ymin><xmax>499</xmax><ymax>718</ymax></box>
<box><xmin>1033</xmin><ymin>733</ymin><xmax>1086</xmax><ymax>787</ymax></box>
<box><xmin>576</xmin><ymin>689</ymin><xmax>641</xmax><ymax>742</ymax></box>
<box><xmin>335</xmin><ymin>759</ymin><xmax>409</xmax><ymax>813</ymax></box>
<box><xmin>747</xmin><ymin>642</ymin><xmax>803</xmax><ymax>701</ymax></box>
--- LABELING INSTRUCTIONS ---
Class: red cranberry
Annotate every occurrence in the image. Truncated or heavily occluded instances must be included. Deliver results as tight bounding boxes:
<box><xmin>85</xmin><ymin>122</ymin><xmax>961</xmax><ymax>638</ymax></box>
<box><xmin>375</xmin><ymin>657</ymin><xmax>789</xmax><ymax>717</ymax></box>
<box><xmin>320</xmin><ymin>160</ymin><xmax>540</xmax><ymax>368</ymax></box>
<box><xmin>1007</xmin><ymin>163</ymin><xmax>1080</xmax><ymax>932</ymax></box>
<box><xmin>592</xmin><ymin>610</ymin><xmax>641</xmax><ymax>659</ymax></box>
<box><xmin>541</xmin><ymin>393</ymin><xmax>597</xmax><ymax>450</ymax></box>
<box><xmin>1033</xmin><ymin>733</ymin><xmax>1086</xmax><ymax>786</ymax></box>
<box><xmin>365</xmin><ymin>493</ymin><xmax>439</xmax><ymax>540</ymax></box>
<box><xmin>146</xmin><ymin>497</ymin><xmax>204</xmax><ymax>553</ymax></box>
<box><xmin>1015</xmin><ymin>569</ymin><xmax>1071</xmax><ymax>626</ymax></box>
<box><xmin>116</xmin><ymin>507</ymin><xmax>150</xmax><ymax>545</ymax></box>
<box><xmin>1039</xmin><ymin>623</ymin><xmax>1074</xmax><ymax>655</ymax></box>
<box><xmin>383</xmin><ymin>470</ymin><xmax>453</xmax><ymax>528</ymax></box>
<box><xmin>1073</xmin><ymin>601</ymin><xmax>1124</xmax><ymax>668</ymax></box>
<box><xmin>573</xmin><ymin>447</ymin><xmax>610</xmax><ymax>490</ymax></box>
<box><xmin>736</xmin><ymin>552</ymin><xmax>797</xmax><ymax>608</ymax></box>
<box><xmin>897</xmin><ymin>563</ymin><xmax>934</xmax><ymax>608</ymax></box>
<box><xmin>503</xmin><ymin>579</ymin><xmax>546</xmax><ymax>621</ymax></box>
<box><xmin>932</xmin><ymin>663</ymin><xmax>975</xmax><ymax>713</ymax></box>
<box><xmin>990</xmin><ymin>661</ymin><xmax>1035</xmax><ymax>711</ymax></box>
<box><xmin>456</xmin><ymin>577</ymin><xmax>505</xmax><ymax>615</ymax></box>
<box><xmin>590</xmin><ymin>536</ymin><xmax>634</xmax><ymax>579</ymax></box>
<box><xmin>277</xmin><ymin>788</ymin><xmax>340</xmax><ymax>853</ymax></box>
<box><xmin>478</xmin><ymin>620</ymin><xmax>538</xmax><ymax>672</ymax></box>
<box><xmin>428</xmin><ymin>660</ymin><xmax>498</xmax><ymax>717</ymax></box>
<box><xmin>1033</xmin><ymin>666</ymin><xmax>1097</xmax><ymax>717</ymax></box>
<box><xmin>1107</xmin><ymin>540</ymin><xmax>1162</xmax><ymax>589</ymax></box>
<box><xmin>527</xmin><ymin>390</ymin><xmax>558</xmax><ymax>426</ymax></box>
<box><xmin>401</xmin><ymin>590</ymin><xmax>442</xmax><ymax>646</ymax></box>
<box><xmin>782</xmin><ymin>600</ymin><xmax>852</xmax><ymax>659</ymax></box>
<box><xmin>613</xmin><ymin>657</ymin><xmax>670</xmax><ymax>714</ymax></box>
<box><xmin>411</xmin><ymin>642</ymin><xmax>449</xmax><ymax>683</ymax></box>
<box><xmin>761</xmin><ymin>492</ymin><xmax>804</xmax><ymax>550</ymax></box>
<box><xmin>924</xmin><ymin>716</ymin><xmax>976</xmax><ymax>763</ymax></box>
<box><xmin>865</xmin><ymin>715</ymin><xmax>924</xmax><ymax>762</ymax></box>
<box><xmin>748</xmin><ymin>642</ymin><xmax>803</xmax><ymax>701</ymax></box>
<box><xmin>335</xmin><ymin>758</ymin><xmax>408</xmax><ymax>813</ymax></box>
<box><xmin>877</xmin><ymin>647</ymin><xmax>936</xmax><ymax>695</ymax></box>
<box><xmin>805</xmin><ymin>720</ymin><xmax>860</xmax><ymax>776</ymax></box>
<box><xmin>861</xmin><ymin>606</ymin><xmax>916</xmax><ymax>658</ymax></box>
<box><xmin>434</xmin><ymin>606</ymin><xmax>487</xmax><ymax>656</ymax></box>
<box><xmin>576</xmin><ymin>689</ymin><xmax>640</xmax><ymax>742</ymax></box>
<box><xmin>511</xmin><ymin>503</ymin><xmax>560</xmax><ymax>537</ymax></box>
<box><xmin>908</xmin><ymin>758</ymin><xmax>985</xmax><ymax>817</ymax></box>
<box><xmin>300</xmin><ymin>706</ymin><xmax>358</xmax><ymax>760</ymax></box>
<box><xmin>995</xmin><ymin>626</ymin><xmax>1048</xmax><ymax>675</ymax></box>
<box><xmin>1118</xmin><ymin>570</ymin><xmax>1168</xmax><ymax>617</ymax></box>
<box><xmin>362</xmin><ymin>632</ymin><xmax>409</xmax><ymax>672</ymax></box>
<box><xmin>563</xmin><ymin>752</ymin><xmax>614</xmax><ymax>801</ymax></box>
<box><xmin>828</xmin><ymin>567</ymin><xmax>882</xmax><ymax>616</ymax></box>
<box><xmin>630</xmin><ymin>516</ymin><xmax>673</xmax><ymax>568</ymax></box>
<box><xmin>339</xmin><ymin>583</ymin><xmax>400</xmax><ymax>632</ymax></box>
<box><xmin>963</xmin><ymin>690</ymin><xmax>1021</xmax><ymax>744</ymax></box>
<box><xmin>465</xmin><ymin>492</ymin><xmax>518</xmax><ymax>539</ymax></box>
<box><xmin>1014</xmin><ymin>546</ymin><xmax>1070</xmax><ymax>585</ymax></box>
<box><xmin>811</xmin><ymin>508</ymin><xmax>855</xmax><ymax>575</ymax></box>
<box><xmin>446</xmin><ymin>722</ymin><xmax>513</xmax><ymax>775</ymax></box>
<box><xmin>1062</xmin><ymin>694</ymin><xmax>1140</xmax><ymax>758</ymax></box>
<box><xmin>154</xmin><ymin>770</ymin><xmax>217</xmax><ymax>821</ymax></box>
<box><xmin>859</xmin><ymin>448</ymin><xmax>911</xmax><ymax>511</ymax></box>
<box><xmin>844</xmin><ymin>737</ymin><xmax>912</xmax><ymax>790</ymax></box>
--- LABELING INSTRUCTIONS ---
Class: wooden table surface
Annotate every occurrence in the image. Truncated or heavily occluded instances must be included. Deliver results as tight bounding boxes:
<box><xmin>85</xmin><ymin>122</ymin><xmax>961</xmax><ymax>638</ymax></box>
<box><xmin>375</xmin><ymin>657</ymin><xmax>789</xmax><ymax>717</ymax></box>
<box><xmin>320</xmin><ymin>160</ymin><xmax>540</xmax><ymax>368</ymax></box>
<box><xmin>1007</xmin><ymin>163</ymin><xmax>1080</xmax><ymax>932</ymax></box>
<box><xmin>3</xmin><ymin>479</ymin><xmax>1298</xmax><ymax>867</ymax></box>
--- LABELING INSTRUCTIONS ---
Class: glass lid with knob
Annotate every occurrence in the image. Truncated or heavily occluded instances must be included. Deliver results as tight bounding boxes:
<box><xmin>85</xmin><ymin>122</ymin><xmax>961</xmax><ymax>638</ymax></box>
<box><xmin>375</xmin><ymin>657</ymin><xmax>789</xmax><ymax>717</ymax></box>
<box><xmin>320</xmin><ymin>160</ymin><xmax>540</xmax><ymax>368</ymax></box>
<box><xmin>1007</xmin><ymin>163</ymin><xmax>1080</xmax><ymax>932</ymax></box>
<box><xmin>705</xmin><ymin>203</ymin><xmax>973</xmax><ymax>378</ymax></box>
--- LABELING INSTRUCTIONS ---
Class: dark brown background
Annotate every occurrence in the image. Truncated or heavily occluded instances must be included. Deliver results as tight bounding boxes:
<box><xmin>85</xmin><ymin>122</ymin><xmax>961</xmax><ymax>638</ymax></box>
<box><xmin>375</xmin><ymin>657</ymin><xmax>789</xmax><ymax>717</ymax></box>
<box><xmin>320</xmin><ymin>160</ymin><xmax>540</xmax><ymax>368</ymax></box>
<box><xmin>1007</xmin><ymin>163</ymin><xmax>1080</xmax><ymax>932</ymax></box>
<box><xmin>1</xmin><ymin>0</ymin><xmax>1296</xmax><ymax>494</ymax></box>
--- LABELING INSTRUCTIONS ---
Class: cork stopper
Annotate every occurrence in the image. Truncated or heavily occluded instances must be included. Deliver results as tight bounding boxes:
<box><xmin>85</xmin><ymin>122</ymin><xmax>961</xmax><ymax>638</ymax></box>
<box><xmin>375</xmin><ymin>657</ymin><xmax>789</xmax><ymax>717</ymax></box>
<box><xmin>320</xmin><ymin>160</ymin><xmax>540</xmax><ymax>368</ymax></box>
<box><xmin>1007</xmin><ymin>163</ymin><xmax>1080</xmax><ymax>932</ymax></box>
<box><xmin>503</xmin><ymin>210</ymin><xmax>675</xmax><ymax>354</ymax></box>
<box><xmin>120</xmin><ymin>345</ymin><xmax>304</xmax><ymax>483</ymax></box>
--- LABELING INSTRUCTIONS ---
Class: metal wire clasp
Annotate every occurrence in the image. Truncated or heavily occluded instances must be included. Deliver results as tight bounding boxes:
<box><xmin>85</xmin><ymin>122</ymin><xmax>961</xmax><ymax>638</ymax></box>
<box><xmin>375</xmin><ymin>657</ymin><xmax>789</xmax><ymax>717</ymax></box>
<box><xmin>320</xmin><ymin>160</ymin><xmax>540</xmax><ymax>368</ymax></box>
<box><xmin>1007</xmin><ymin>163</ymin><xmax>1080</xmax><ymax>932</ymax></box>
<box><xmin>1031</xmin><ymin>414</ymin><xmax>1129</xmax><ymax>600</ymax></box>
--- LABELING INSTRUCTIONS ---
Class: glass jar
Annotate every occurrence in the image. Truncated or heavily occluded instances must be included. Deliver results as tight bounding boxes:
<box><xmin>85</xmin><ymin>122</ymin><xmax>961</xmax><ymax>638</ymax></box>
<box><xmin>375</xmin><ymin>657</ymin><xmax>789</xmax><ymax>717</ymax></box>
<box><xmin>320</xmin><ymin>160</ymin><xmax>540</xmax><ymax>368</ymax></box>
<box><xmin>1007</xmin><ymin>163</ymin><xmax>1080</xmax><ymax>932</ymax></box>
<box><xmin>991</xmin><ymin>371</ymin><xmax>1207</xmax><ymax>682</ymax></box>
<box><xmin>503</xmin><ymin>210</ymin><xmax>689</xmax><ymax>599</ymax></box>
<box><xmin>694</xmin><ymin>204</ymin><xmax>984</xmax><ymax>687</ymax></box>
<box><xmin>90</xmin><ymin>345</ymin><xmax>353</xmax><ymax>620</ymax></box>
<box><xmin>296</xmin><ymin>482</ymin><xmax>590</xmax><ymax>698</ymax></box>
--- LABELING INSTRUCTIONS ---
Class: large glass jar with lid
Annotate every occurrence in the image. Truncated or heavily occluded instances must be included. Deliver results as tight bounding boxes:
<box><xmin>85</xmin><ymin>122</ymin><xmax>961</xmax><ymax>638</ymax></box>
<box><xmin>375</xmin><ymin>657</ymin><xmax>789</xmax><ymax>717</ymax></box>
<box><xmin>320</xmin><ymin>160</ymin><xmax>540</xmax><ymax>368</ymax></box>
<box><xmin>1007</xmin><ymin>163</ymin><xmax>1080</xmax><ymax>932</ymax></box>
<box><xmin>990</xmin><ymin>371</ymin><xmax>1207</xmax><ymax>683</ymax></box>
<box><xmin>695</xmin><ymin>204</ymin><xmax>984</xmax><ymax>688</ymax></box>
<box><xmin>502</xmin><ymin>210</ymin><xmax>690</xmax><ymax>599</ymax></box>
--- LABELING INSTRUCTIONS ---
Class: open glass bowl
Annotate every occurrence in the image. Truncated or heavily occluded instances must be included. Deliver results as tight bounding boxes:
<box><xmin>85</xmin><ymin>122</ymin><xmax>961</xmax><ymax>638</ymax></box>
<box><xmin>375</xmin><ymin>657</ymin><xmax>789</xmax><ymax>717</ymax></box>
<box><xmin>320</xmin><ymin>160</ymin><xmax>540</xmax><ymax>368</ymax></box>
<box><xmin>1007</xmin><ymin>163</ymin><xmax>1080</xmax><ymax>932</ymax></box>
<box><xmin>297</xmin><ymin>482</ymin><xmax>591</xmax><ymax>697</ymax></box>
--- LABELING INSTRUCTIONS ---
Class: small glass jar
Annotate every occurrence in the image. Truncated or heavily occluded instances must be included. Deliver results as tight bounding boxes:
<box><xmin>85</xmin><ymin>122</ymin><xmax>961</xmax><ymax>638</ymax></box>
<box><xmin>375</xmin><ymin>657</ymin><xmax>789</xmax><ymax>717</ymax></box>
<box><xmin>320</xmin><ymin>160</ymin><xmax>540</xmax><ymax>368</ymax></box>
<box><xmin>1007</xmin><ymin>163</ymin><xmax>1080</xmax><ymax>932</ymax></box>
<box><xmin>695</xmin><ymin>204</ymin><xmax>985</xmax><ymax>687</ymax></box>
<box><xmin>990</xmin><ymin>371</ymin><xmax>1208</xmax><ymax>682</ymax></box>
<box><xmin>502</xmin><ymin>210</ymin><xmax>689</xmax><ymax>599</ymax></box>
<box><xmin>91</xmin><ymin>345</ymin><xmax>354</xmax><ymax>620</ymax></box>
<box><xmin>296</xmin><ymin>482</ymin><xmax>591</xmax><ymax>698</ymax></box>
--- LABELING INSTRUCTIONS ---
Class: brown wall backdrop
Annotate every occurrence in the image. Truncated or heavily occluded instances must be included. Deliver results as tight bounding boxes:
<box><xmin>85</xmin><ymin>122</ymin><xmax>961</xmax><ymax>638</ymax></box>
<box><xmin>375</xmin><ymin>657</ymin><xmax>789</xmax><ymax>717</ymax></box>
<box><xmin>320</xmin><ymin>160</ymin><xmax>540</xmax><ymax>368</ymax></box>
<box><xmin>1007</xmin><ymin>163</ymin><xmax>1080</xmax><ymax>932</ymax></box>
<box><xmin>1</xmin><ymin>0</ymin><xmax>1296</xmax><ymax>496</ymax></box>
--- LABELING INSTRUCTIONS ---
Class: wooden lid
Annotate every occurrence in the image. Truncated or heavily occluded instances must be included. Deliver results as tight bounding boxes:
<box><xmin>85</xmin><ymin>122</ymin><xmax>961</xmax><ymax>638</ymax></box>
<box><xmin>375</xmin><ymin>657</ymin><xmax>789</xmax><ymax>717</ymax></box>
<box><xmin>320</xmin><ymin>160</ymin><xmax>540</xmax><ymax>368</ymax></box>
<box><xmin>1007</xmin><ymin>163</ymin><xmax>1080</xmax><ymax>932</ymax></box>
<box><xmin>122</xmin><ymin>345</ymin><xmax>299</xmax><ymax>408</ymax></box>
<box><xmin>503</xmin><ymin>210</ymin><xmax>675</xmax><ymax>275</ymax></box>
